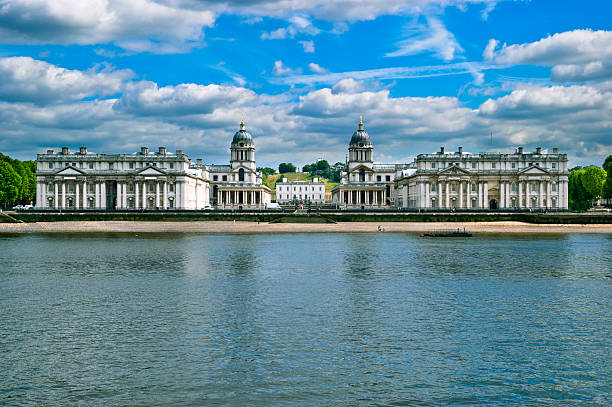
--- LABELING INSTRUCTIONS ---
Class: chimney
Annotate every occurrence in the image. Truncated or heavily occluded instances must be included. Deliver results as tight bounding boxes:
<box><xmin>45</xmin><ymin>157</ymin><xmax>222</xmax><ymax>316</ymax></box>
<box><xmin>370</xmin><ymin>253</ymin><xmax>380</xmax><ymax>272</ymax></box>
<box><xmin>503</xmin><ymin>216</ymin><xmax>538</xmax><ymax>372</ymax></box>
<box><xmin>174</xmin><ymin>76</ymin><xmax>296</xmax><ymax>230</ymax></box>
<box><xmin>283</xmin><ymin>177</ymin><xmax>288</xmax><ymax>183</ymax></box>
<box><xmin>141</xmin><ymin>146</ymin><xmax>148</xmax><ymax>155</ymax></box>
<box><xmin>518</xmin><ymin>146</ymin><xmax>524</xmax><ymax>154</ymax></box>
<box><xmin>79</xmin><ymin>146</ymin><xmax>87</xmax><ymax>154</ymax></box>
<box><xmin>176</xmin><ymin>149</ymin><xmax>183</xmax><ymax>155</ymax></box>
<box><xmin>196</xmin><ymin>158</ymin><xmax>203</xmax><ymax>166</ymax></box>
<box><xmin>536</xmin><ymin>147</ymin><xmax>541</xmax><ymax>154</ymax></box>
<box><xmin>440</xmin><ymin>146</ymin><xmax>445</xmax><ymax>154</ymax></box>
<box><xmin>47</xmin><ymin>149</ymin><xmax>54</xmax><ymax>154</ymax></box>
<box><xmin>158</xmin><ymin>146</ymin><xmax>166</xmax><ymax>155</ymax></box>
<box><xmin>458</xmin><ymin>146</ymin><xmax>463</xmax><ymax>154</ymax></box>
<box><xmin>313</xmin><ymin>177</ymin><xmax>319</xmax><ymax>183</ymax></box>
<box><xmin>61</xmin><ymin>147</ymin><xmax>69</xmax><ymax>155</ymax></box>
<box><xmin>552</xmin><ymin>147</ymin><xmax>559</xmax><ymax>154</ymax></box>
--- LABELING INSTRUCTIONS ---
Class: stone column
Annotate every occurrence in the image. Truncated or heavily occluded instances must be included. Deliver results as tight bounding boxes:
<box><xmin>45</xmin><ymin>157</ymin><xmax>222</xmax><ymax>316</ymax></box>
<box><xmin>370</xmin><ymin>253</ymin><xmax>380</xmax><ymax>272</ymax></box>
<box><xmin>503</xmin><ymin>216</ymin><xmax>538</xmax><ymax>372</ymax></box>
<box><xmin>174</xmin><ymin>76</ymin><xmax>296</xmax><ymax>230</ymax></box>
<box><xmin>445</xmin><ymin>182</ymin><xmax>450</xmax><ymax>209</ymax></box>
<box><xmin>75</xmin><ymin>181</ymin><xmax>80</xmax><ymax>209</ymax></box>
<box><xmin>425</xmin><ymin>182</ymin><xmax>430</xmax><ymax>208</ymax></box>
<box><xmin>478</xmin><ymin>182</ymin><xmax>482</xmax><ymax>208</ymax></box>
<box><xmin>499</xmin><ymin>181</ymin><xmax>504</xmax><ymax>209</ymax></box>
<box><xmin>62</xmin><ymin>182</ymin><xmax>66</xmax><ymax>209</ymax></box>
<box><xmin>518</xmin><ymin>181</ymin><xmax>523</xmax><ymax>209</ymax></box>
<box><xmin>143</xmin><ymin>182</ymin><xmax>148</xmax><ymax>209</ymax></box>
<box><xmin>134</xmin><ymin>182</ymin><xmax>139</xmax><ymax>209</ymax></box>
<box><xmin>95</xmin><ymin>183</ymin><xmax>100</xmax><ymax>208</ymax></box>
<box><xmin>155</xmin><ymin>181</ymin><xmax>160</xmax><ymax>208</ymax></box>
<box><xmin>459</xmin><ymin>181</ymin><xmax>463</xmax><ymax>209</ymax></box>
<box><xmin>83</xmin><ymin>181</ymin><xmax>87</xmax><ymax>208</ymax></box>
<box><xmin>163</xmin><ymin>181</ymin><xmax>168</xmax><ymax>209</ymax></box>
<box><xmin>41</xmin><ymin>182</ymin><xmax>47</xmax><ymax>208</ymax></box>
<box><xmin>539</xmin><ymin>180</ymin><xmax>543</xmax><ymax>209</ymax></box>
<box><xmin>546</xmin><ymin>181</ymin><xmax>551</xmax><ymax>209</ymax></box>
<box><xmin>101</xmin><ymin>182</ymin><xmax>106</xmax><ymax>209</ymax></box>
<box><xmin>438</xmin><ymin>182</ymin><xmax>442</xmax><ymax>209</ymax></box>
<box><xmin>483</xmin><ymin>182</ymin><xmax>488</xmax><ymax>209</ymax></box>
<box><xmin>526</xmin><ymin>181</ymin><xmax>531</xmax><ymax>208</ymax></box>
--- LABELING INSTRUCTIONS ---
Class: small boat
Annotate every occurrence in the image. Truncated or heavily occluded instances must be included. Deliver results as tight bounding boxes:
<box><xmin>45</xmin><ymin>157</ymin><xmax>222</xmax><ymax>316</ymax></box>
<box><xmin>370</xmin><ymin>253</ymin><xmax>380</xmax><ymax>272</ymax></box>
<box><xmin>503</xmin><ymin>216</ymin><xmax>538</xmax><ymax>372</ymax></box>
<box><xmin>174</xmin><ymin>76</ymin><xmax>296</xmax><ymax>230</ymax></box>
<box><xmin>420</xmin><ymin>227</ymin><xmax>472</xmax><ymax>237</ymax></box>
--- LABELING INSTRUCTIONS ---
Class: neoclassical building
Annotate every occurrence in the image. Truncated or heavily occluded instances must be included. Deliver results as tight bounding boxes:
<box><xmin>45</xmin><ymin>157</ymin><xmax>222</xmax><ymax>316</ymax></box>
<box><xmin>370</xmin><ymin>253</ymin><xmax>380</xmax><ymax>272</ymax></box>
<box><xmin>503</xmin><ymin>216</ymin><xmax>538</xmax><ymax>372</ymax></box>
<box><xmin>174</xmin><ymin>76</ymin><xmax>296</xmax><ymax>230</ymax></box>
<box><xmin>35</xmin><ymin>121</ymin><xmax>270</xmax><ymax>210</ymax></box>
<box><xmin>276</xmin><ymin>177</ymin><xmax>325</xmax><ymax>205</ymax></box>
<box><xmin>208</xmin><ymin>120</ymin><xmax>271</xmax><ymax>209</ymax></box>
<box><xmin>394</xmin><ymin>146</ymin><xmax>569</xmax><ymax>210</ymax></box>
<box><xmin>331</xmin><ymin>119</ymin><xmax>413</xmax><ymax>208</ymax></box>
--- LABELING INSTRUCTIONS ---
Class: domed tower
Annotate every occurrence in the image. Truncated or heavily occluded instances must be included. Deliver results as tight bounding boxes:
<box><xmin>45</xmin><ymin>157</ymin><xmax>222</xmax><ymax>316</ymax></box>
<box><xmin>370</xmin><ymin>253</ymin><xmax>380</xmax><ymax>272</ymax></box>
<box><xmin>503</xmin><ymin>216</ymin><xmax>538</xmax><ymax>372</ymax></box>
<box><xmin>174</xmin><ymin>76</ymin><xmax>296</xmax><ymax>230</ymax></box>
<box><xmin>230</xmin><ymin>119</ymin><xmax>256</xmax><ymax>172</ymax></box>
<box><xmin>348</xmin><ymin>117</ymin><xmax>373</xmax><ymax>171</ymax></box>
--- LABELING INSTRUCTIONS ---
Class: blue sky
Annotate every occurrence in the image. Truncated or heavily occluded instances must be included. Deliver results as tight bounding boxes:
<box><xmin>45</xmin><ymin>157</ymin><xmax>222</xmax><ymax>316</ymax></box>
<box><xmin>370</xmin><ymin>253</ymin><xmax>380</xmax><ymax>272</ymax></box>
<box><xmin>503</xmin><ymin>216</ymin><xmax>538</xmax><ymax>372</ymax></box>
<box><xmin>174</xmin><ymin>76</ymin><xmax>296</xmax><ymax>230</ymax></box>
<box><xmin>0</xmin><ymin>0</ymin><xmax>611</xmax><ymax>168</ymax></box>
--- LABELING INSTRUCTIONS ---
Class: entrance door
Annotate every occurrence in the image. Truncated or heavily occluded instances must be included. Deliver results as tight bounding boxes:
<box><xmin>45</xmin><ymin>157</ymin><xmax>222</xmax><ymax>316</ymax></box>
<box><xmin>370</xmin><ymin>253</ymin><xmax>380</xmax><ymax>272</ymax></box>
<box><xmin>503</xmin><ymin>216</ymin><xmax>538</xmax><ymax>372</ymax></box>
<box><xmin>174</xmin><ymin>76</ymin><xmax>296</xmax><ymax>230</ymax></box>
<box><xmin>489</xmin><ymin>199</ymin><xmax>498</xmax><ymax>210</ymax></box>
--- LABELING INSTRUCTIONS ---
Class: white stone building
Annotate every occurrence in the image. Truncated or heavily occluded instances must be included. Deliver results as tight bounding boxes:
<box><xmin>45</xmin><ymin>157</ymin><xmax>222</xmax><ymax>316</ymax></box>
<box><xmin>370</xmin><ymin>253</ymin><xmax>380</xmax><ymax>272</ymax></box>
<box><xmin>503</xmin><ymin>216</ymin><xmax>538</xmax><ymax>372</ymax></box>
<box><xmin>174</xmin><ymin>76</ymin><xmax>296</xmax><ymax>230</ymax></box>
<box><xmin>394</xmin><ymin>146</ymin><xmax>569</xmax><ymax>210</ymax></box>
<box><xmin>276</xmin><ymin>177</ymin><xmax>325</xmax><ymax>204</ymax></box>
<box><xmin>35</xmin><ymin>121</ymin><xmax>270</xmax><ymax>210</ymax></box>
<box><xmin>332</xmin><ymin>119</ymin><xmax>413</xmax><ymax>208</ymax></box>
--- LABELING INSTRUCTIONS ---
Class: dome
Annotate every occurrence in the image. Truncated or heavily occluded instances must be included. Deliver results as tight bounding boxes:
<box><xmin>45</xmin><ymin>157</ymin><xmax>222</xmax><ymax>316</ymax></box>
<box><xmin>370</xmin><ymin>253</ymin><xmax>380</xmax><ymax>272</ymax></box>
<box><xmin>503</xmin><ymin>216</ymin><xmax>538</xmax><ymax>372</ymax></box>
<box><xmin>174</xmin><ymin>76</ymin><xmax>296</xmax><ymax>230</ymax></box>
<box><xmin>349</xmin><ymin>118</ymin><xmax>372</xmax><ymax>147</ymax></box>
<box><xmin>232</xmin><ymin>120</ymin><xmax>254</xmax><ymax>146</ymax></box>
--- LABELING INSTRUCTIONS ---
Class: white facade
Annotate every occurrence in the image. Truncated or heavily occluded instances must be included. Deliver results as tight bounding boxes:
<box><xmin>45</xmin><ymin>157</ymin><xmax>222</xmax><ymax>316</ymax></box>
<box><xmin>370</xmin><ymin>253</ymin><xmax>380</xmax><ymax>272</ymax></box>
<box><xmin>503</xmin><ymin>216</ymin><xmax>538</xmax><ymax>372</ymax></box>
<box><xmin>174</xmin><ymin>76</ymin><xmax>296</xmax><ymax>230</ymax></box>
<box><xmin>35</xmin><ymin>121</ymin><xmax>271</xmax><ymax>210</ymax></box>
<box><xmin>395</xmin><ymin>146</ymin><xmax>569</xmax><ymax>210</ymax></box>
<box><xmin>276</xmin><ymin>178</ymin><xmax>325</xmax><ymax>204</ymax></box>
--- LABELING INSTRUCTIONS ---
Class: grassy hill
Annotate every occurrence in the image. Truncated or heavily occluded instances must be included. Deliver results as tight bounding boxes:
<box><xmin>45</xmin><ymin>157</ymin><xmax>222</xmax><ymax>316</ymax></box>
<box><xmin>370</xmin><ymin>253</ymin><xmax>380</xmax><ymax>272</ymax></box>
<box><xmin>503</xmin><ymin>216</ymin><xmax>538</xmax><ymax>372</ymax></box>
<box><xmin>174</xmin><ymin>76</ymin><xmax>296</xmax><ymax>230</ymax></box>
<box><xmin>264</xmin><ymin>172</ymin><xmax>339</xmax><ymax>192</ymax></box>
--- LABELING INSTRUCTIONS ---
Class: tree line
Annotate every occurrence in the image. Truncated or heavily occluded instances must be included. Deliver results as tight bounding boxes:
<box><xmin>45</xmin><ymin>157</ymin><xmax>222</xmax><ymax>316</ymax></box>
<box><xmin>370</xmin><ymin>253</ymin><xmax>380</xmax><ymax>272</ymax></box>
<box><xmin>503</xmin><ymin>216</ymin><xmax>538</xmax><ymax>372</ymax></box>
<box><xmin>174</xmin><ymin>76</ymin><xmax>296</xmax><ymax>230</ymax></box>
<box><xmin>568</xmin><ymin>155</ymin><xmax>611</xmax><ymax>211</ymax></box>
<box><xmin>0</xmin><ymin>153</ymin><xmax>36</xmax><ymax>208</ymax></box>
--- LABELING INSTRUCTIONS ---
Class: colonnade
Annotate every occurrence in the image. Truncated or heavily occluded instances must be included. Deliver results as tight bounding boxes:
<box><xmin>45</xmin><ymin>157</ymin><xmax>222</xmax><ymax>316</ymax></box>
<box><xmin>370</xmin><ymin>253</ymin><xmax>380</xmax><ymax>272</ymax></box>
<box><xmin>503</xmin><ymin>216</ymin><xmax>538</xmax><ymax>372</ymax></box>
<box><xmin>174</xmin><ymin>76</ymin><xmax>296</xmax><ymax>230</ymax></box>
<box><xmin>412</xmin><ymin>178</ymin><xmax>568</xmax><ymax>209</ymax></box>
<box><xmin>218</xmin><ymin>189</ymin><xmax>263</xmax><ymax>207</ymax></box>
<box><xmin>337</xmin><ymin>188</ymin><xmax>387</xmax><ymax>207</ymax></box>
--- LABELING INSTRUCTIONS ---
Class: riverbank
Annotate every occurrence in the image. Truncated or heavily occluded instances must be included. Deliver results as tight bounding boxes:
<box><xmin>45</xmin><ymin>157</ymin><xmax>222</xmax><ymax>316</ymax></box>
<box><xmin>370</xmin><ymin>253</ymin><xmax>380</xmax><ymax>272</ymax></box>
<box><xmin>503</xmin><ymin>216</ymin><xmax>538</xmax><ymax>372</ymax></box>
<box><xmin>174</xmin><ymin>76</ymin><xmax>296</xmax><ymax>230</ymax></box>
<box><xmin>1</xmin><ymin>221</ymin><xmax>611</xmax><ymax>234</ymax></box>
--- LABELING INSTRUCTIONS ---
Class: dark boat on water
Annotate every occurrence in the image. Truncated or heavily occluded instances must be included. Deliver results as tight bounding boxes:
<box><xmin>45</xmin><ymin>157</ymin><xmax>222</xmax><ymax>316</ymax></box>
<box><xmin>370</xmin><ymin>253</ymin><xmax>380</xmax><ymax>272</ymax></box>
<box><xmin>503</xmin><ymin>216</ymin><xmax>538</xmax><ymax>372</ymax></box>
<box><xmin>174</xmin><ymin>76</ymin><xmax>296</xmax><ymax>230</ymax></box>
<box><xmin>420</xmin><ymin>227</ymin><xmax>472</xmax><ymax>237</ymax></box>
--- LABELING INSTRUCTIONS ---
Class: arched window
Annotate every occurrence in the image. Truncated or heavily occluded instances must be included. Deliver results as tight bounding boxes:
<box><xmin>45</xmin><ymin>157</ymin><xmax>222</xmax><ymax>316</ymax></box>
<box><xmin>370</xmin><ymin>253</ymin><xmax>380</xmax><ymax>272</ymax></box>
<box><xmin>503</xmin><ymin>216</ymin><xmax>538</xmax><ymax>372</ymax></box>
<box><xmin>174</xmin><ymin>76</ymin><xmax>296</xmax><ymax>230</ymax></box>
<box><xmin>238</xmin><ymin>168</ymin><xmax>245</xmax><ymax>182</ymax></box>
<box><xmin>359</xmin><ymin>168</ymin><xmax>365</xmax><ymax>182</ymax></box>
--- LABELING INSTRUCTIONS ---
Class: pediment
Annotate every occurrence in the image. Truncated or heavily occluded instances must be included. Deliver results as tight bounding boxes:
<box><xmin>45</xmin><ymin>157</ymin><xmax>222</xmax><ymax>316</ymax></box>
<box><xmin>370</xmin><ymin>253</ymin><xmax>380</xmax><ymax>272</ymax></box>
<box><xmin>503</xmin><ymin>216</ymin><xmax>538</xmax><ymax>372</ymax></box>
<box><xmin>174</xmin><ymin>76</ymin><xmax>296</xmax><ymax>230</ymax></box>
<box><xmin>136</xmin><ymin>166</ymin><xmax>167</xmax><ymax>175</ymax></box>
<box><xmin>351</xmin><ymin>164</ymin><xmax>374</xmax><ymax>172</ymax></box>
<box><xmin>519</xmin><ymin>165</ymin><xmax>549</xmax><ymax>175</ymax></box>
<box><xmin>55</xmin><ymin>166</ymin><xmax>86</xmax><ymax>175</ymax></box>
<box><xmin>439</xmin><ymin>165</ymin><xmax>471</xmax><ymax>175</ymax></box>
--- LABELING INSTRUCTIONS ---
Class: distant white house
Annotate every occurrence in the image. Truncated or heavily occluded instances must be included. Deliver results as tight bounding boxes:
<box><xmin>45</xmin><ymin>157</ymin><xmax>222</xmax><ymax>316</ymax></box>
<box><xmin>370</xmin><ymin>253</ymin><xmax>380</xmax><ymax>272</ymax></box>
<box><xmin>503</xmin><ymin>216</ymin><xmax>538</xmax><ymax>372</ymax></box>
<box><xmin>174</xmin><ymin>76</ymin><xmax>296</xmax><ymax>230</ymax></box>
<box><xmin>275</xmin><ymin>177</ymin><xmax>326</xmax><ymax>204</ymax></box>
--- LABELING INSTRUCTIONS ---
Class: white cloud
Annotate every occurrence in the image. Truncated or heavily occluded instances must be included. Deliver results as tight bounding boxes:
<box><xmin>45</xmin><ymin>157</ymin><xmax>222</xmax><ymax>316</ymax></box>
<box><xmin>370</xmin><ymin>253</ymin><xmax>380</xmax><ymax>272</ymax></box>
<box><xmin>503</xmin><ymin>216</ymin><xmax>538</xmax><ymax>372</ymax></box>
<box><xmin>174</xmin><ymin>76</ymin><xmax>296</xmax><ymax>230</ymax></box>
<box><xmin>0</xmin><ymin>57</ymin><xmax>131</xmax><ymax>104</ymax></box>
<box><xmin>308</xmin><ymin>62</ymin><xmax>327</xmax><ymax>73</ymax></box>
<box><xmin>331</xmin><ymin>78</ymin><xmax>364</xmax><ymax>94</ymax></box>
<box><xmin>272</xmin><ymin>60</ymin><xmax>300</xmax><ymax>76</ymax></box>
<box><xmin>0</xmin><ymin>0</ymin><xmax>215</xmax><ymax>53</ymax></box>
<box><xmin>261</xmin><ymin>15</ymin><xmax>319</xmax><ymax>40</ymax></box>
<box><xmin>386</xmin><ymin>16</ymin><xmax>462</xmax><ymax>61</ymax></box>
<box><xmin>485</xmin><ymin>29</ymin><xmax>612</xmax><ymax>83</ymax></box>
<box><xmin>300</xmin><ymin>40</ymin><xmax>315</xmax><ymax>53</ymax></box>
<box><xmin>114</xmin><ymin>82</ymin><xmax>257</xmax><ymax>116</ymax></box>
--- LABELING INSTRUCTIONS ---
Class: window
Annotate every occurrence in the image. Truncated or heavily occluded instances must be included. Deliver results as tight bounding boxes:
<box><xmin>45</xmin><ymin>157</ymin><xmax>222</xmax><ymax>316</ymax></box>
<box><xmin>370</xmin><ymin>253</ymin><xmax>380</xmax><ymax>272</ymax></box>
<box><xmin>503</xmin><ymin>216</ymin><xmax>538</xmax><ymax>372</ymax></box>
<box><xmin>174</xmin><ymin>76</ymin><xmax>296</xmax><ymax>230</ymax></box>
<box><xmin>492</xmin><ymin>162</ymin><xmax>496</xmax><ymax>169</ymax></box>
<box><xmin>512</xmin><ymin>163</ymin><xmax>516</xmax><ymax>169</ymax></box>
<box><xmin>213</xmin><ymin>175</ymin><xmax>218</xmax><ymax>181</ymax></box>
<box><xmin>48</xmin><ymin>184</ymin><xmax>54</xmax><ymax>193</ymax></box>
<box><xmin>377</xmin><ymin>175</ymin><xmax>381</xmax><ymax>182</ymax></box>
<box><xmin>471</xmin><ymin>162</ymin><xmax>476</xmax><ymax>169</ymax></box>
<box><xmin>386</xmin><ymin>175</ymin><xmax>391</xmax><ymax>182</ymax></box>
<box><xmin>239</xmin><ymin>168</ymin><xmax>245</xmax><ymax>182</ymax></box>
<box><xmin>48</xmin><ymin>162</ymin><xmax>53</xmax><ymax>169</ymax></box>
<box><xmin>431</xmin><ymin>162</ymin><xmax>436</xmax><ymax>169</ymax></box>
<box><xmin>451</xmin><ymin>183</ymin><xmax>456</xmax><ymax>192</ymax></box>
<box><xmin>222</xmin><ymin>175</ymin><xmax>227</xmax><ymax>181</ymax></box>
<box><xmin>170</xmin><ymin>184</ymin><xmax>174</xmax><ymax>192</ymax></box>
<box><xmin>552</xmin><ymin>183</ymin><xmax>557</xmax><ymax>192</ymax></box>
<box><xmin>72</xmin><ymin>163</ymin><xmax>76</xmax><ymax>167</ymax></box>
<box><xmin>472</xmin><ymin>198</ymin><xmax>477</xmax><ymax>208</ymax></box>
<box><xmin>65</xmin><ymin>163</ymin><xmax>69</xmax><ymax>167</ymax></box>
<box><xmin>89</xmin><ymin>184</ymin><xmax>94</xmax><ymax>193</ymax></box>
<box><xmin>170</xmin><ymin>163</ymin><xmax>174</xmax><ymax>169</ymax></box>
<box><xmin>148</xmin><ymin>183</ymin><xmax>155</xmax><ymax>193</ymax></box>
<box><xmin>68</xmin><ymin>183</ymin><xmax>74</xmax><ymax>193</ymax></box>
<box><xmin>552</xmin><ymin>163</ymin><xmax>556</xmax><ymax>169</ymax></box>
<box><xmin>169</xmin><ymin>200</ymin><xmax>174</xmax><ymax>209</ymax></box>
<box><xmin>129</xmin><ymin>162</ymin><xmax>134</xmax><ymax>169</ymax></box>
<box><xmin>359</xmin><ymin>169</ymin><xmax>365</xmax><ymax>182</ymax></box>
<box><xmin>531</xmin><ymin>183</ymin><xmax>537</xmax><ymax>192</ymax></box>
<box><xmin>471</xmin><ymin>183</ymin><xmax>476</xmax><ymax>192</ymax></box>
<box><xmin>511</xmin><ymin>183</ymin><xmax>516</xmax><ymax>192</ymax></box>
<box><xmin>109</xmin><ymin>162</ymin><xmax>114</xmax><ymax>170</ymax></box>
<box><xmin>128</xmin><ymin>183</ymin><xmax>134</xmax><ymax>192</ymax></box>
<box><xmin>89</xmin><ymin>162</ymin><xmax>94</xmax><ymax>169</ymax></box>
<box><xmin>431</xmin><ymin>183</ymin><xmax>436</xmax><ymax>192</ymax></box>
<box><xmin>79</xmin><ymin>162</ymin><xmax>83</xmax><ymax>168</ymax></box>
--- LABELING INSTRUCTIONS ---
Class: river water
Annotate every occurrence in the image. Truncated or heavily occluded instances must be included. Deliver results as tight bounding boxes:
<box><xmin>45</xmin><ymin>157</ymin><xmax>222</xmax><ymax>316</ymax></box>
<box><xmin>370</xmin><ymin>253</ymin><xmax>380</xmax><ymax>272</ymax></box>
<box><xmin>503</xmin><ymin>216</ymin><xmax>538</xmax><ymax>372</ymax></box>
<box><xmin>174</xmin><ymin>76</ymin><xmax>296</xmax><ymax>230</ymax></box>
<box><xmin>1</xmin><ymin>233</ymin><xmax>611</xmax><ymax>406</ymax></box>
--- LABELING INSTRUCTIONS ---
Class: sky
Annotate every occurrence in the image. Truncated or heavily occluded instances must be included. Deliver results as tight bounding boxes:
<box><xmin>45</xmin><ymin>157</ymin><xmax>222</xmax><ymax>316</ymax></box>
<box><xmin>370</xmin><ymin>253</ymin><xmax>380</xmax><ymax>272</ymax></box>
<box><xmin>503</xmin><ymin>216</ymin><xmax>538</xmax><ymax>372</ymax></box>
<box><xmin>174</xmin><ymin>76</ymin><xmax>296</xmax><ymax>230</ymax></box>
<box><xmin>0</xmin><ymin>0</ymin><xmax>611</xmax><ymax>168</ymax></box>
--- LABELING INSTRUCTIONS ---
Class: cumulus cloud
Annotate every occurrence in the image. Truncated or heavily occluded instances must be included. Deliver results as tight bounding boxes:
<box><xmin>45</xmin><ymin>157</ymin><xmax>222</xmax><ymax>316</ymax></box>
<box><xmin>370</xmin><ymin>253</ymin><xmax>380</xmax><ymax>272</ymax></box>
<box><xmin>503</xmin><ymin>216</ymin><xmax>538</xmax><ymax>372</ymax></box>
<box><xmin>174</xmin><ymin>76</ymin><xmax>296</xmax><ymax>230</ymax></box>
<box><xmin>386</xmin><ymin>16</ymin><xmax>462</xmax><ymax>61</ymax></box>
<box><xmin>272</xmin><ymin>60</ymin><xmax>300</xmax><ymax>76</ymax></box>
<box><xmin>331</xmin><ymin>78</ymin><xmax>365</xmax><ymax>94</ymax></box>
<box><xmin>300</xmin><ymin>40</ymin><xmax>315</xmax><ymax>53</ymax></box>
<box><xmin>0</xmin><ymin>0</ymin><xmax>215</xmax><ymax>53</ymax></box>
<box><xmin>0</xmin><ymin>57</ymin><xmax>131</xmax><ymax>104</ymax></box>
<box><xmin>113</xmin><ymin>82</ymin><xmax>257</xmax><ymax>116</ymax></box>
<box><xmin>308</xmin><ymin>62</ymin><xmax>327</xmax><ymax>73</ymax></box>
<box><xmin>484</xmin><ymin>29</ymin><xmax>612</xmax><ymax>82</ymax></box>
<box><xmin>261</xmin><ymin>15</ymin><xmax>319</xmax><ymax>39</ymax></box>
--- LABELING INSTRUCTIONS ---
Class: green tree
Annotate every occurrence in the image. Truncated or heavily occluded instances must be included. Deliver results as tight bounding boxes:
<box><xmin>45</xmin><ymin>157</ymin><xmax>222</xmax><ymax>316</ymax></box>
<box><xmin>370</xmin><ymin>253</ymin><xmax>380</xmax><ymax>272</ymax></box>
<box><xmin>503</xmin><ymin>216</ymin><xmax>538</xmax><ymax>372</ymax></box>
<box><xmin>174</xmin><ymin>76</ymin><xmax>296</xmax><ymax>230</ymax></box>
<box><xmin>580</xmin><ymin>166</ymin><xmax>606</xmax><ymax>198</ymax></box>
<box><xmin>568</xmin><ymin>168</ymin><xmax>591</xmax><ymax>211</ymax></box>
<box><xmin>602</xmin><ymin>155</ymin><xmax>612</xmax><ymax>200</ymax></box>
<box><xmin>0</xmin><ymin>161</ymin><xmax>22</xmax><ymax>207</ymax></box>
<box><xmin>257</xmin><ymin>167</ymin><xmax>276</xmax><ymax>176</ymax></box>
<box><xmin>316</xmin><ymin>160</ymin><xmax>330</xmax><ymax>171</ymax></box>
<box><xmin>278</xmin><ymin>162</ymin><xmax>296</xmax><ymax>173</ymax></box>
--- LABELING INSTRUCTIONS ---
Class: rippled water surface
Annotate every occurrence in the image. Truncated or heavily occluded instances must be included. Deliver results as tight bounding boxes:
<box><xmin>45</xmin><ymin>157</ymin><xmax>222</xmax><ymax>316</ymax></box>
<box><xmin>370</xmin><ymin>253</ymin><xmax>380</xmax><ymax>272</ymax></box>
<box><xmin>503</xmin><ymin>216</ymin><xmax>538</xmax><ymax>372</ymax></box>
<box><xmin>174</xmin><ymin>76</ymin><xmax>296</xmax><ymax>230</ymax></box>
<box><xmin>1</xmin><ymin>233</ymin><xmax>611</xmax><ymax>406</ymax></box>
